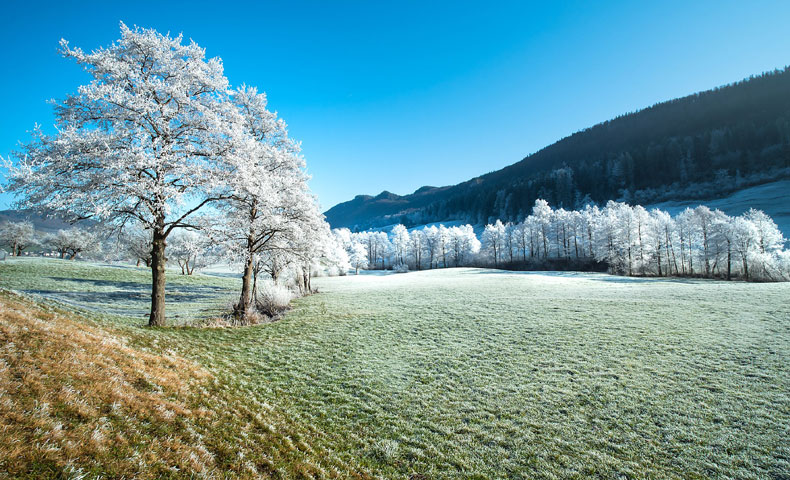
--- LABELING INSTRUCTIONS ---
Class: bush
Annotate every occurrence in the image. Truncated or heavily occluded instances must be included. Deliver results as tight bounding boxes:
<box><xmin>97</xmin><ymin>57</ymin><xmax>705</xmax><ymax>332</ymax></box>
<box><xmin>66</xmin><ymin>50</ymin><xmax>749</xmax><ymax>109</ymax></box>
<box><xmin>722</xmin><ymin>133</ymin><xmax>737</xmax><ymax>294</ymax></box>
<box><xmin>256</xmin><ymin>280</ymin><xmax>295</xmax><ymax>317</ymax></box>
<box><xmin>393</xmin><ymin>263</ymin><xmax>409</xmax><ymax>273</ymax></box>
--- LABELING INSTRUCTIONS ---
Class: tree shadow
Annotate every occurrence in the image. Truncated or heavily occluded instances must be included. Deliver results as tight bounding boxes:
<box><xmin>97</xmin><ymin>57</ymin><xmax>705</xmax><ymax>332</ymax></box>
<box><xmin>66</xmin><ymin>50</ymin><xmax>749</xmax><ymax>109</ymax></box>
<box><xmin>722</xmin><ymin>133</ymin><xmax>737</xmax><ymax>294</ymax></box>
<box><xmin>48</xmin><ymin>276</ymin><xmax>228</xmax><ymax>293</ymax></box>
<box><xmin>455</xmin><ymin>268</ymin><xmax>705</xmax><ymax>284</ymax></box>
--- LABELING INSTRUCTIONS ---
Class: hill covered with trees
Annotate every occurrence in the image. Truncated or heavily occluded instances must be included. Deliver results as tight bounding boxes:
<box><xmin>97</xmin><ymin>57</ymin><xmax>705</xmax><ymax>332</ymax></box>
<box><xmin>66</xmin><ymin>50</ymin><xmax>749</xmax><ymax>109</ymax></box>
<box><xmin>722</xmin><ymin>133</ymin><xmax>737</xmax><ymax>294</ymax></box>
<box><xmin>326</xmin><ymin>68</ymin><xmax>790</xmax><ymax>230</ymax></box>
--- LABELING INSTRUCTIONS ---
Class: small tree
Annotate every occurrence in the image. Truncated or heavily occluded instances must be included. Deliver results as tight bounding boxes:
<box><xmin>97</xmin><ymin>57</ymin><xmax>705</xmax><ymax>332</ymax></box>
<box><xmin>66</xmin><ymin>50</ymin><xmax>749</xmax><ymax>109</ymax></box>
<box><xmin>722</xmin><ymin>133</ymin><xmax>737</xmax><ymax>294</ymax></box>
<box><xmin>0</xmin><ymin>221</ymin><xmax>35</xmax><ymax>256</ymax></box>
<box><xmin>391</xmin><ymin>224</ymin><xmax>410</xmax><ymax>268</ymax></box>
<box><xmin>349</xmin><ymin>241</ymin><xmax>368</xmax><ymax>274</ymax></box>
<box><xmin>46</xmin><ymin>228</ymin><xmax>96</xmax><ymax>259</ymax></box>
<box><xmin>169</xmin><ymin>230</ymin><xmax>213</xmax><ymax>275</ymax></box>
<box><xmin>123</xmin><ymin>228</ymin><xmax>153</xmax><ymax>267</ymax></box>
<box><xmin>482</xmin><ymin>220</ymin><xmax>506</xmax><ymax>267</ymax></box>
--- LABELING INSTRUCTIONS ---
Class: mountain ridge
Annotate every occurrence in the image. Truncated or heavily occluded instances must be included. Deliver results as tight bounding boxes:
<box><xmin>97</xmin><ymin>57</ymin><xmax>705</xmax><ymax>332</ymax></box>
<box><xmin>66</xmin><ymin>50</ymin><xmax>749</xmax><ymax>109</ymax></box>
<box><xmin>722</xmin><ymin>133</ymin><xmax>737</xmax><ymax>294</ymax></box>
<box><xmin>325</xmin><ymin>67</ymin><xmax>790</xmax><ymax>230</ymax></box>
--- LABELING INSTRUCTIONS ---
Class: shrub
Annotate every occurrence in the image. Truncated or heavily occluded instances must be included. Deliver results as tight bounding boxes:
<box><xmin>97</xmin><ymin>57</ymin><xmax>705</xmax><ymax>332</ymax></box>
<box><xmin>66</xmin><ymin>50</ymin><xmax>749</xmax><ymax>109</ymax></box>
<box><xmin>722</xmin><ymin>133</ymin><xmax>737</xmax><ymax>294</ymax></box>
<box><xmin>393</xmin><ymin>263</ymin><xmax>409</xmax><ymax>273</ymax></box>
<box><xmin>256</xmin><ymin>280</ymin><xmax>294</xmax><ymax>317</ymax></box>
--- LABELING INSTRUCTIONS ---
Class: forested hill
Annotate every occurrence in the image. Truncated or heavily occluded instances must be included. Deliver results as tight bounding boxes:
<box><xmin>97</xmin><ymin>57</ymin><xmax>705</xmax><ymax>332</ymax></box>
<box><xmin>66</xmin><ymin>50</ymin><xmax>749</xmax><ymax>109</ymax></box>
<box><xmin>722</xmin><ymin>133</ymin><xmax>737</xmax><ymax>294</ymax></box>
<box><xmin>326</xmin><ymin>67</ymin><xmax>790</xmax><ymax>230</ymax></box>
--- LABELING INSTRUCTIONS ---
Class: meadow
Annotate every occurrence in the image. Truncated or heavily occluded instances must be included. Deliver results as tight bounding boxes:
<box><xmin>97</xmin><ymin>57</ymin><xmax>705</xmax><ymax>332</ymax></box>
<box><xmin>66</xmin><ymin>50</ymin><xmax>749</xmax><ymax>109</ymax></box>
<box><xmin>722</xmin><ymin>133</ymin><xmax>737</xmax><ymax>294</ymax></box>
<box><xmin>1</xmin><ymin>258</ymin><xmax>789</xmax><ymax>478</ymax></box>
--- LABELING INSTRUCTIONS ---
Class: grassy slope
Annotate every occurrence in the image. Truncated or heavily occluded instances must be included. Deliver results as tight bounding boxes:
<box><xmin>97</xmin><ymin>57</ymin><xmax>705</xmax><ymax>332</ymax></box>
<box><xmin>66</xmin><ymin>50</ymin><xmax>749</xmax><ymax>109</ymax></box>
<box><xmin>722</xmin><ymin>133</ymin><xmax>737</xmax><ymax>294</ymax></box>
<box><xmin>1</xmin><ymin>258</ymin><xmax>789</xmax><ymax>478</ymax></box>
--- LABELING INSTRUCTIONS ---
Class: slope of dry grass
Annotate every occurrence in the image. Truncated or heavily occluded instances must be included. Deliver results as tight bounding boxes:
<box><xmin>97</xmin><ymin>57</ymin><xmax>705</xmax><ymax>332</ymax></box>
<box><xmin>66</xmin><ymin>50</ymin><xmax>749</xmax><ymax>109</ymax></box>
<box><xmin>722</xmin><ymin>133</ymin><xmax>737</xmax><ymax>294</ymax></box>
<box><xmin>0</xmin><ymin>291</ymin><xmax>370</xmax><ymax>479</ymax></box>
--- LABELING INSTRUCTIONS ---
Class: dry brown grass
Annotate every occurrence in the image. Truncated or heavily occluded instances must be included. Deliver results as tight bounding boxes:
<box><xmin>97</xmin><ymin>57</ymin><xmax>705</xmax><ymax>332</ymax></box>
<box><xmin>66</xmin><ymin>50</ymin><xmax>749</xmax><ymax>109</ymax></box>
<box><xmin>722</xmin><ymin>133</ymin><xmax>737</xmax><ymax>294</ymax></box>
<box><xmin>0</xmin><ymin>292</ymin><xmax>371</xmax><ymax>479</ymax></box>
<box><xmin>0</xmin><ymin>292</ymin><xmax>217</xmax><ymax>478</ymax></box>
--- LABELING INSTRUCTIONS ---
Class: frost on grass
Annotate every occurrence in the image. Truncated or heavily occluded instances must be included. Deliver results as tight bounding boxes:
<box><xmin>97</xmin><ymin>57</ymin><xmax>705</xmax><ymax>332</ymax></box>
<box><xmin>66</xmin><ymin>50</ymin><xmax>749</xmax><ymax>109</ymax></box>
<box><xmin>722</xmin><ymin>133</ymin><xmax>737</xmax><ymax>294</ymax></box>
<box><xmin>0</xmin><ymin>291</ymin><xmax>372</xmax><ymax>479</ymax></box>
<box><xmin>1</xmin><ymin>260</ymin><xmax>789</xmax><ymax>478</ymax></box>
<box><xmin>0</xmin><ymin>292</ymin><xmax>215</xmax><ymax>477</ymax></box>
<box><xmin>269</xmin><ymin>269</ymin><xmax>790</xmax><ymax>479</ymax></box>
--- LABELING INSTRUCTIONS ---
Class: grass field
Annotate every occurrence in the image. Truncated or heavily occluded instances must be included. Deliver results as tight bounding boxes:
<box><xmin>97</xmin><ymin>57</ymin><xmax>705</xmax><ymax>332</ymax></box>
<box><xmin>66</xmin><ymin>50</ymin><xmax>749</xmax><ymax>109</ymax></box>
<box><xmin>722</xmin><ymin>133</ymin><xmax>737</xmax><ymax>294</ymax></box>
<box><xmin>1</xmin><ymin>258</ymin><xmax>789</xmax><ymax>478</ymax></box>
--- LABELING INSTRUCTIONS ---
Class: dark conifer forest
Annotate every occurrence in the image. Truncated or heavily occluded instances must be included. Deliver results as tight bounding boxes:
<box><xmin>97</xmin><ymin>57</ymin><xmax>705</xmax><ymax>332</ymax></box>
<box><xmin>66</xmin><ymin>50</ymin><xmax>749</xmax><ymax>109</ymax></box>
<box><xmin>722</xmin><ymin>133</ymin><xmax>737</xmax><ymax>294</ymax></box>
<box><xmin>326</xmin><ymin>67</ymin><xmax>790</xmax><ymax>229</ymax></box>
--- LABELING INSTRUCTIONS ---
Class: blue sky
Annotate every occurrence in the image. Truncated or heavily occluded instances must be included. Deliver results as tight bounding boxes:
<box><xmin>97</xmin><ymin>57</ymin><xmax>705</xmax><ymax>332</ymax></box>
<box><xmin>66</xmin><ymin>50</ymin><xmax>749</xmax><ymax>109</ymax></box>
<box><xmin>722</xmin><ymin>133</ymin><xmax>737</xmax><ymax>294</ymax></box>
<box><xmin>1</xmin><ymin>0</ymin><xmax>789</xmax><ymax>211</ymax></box>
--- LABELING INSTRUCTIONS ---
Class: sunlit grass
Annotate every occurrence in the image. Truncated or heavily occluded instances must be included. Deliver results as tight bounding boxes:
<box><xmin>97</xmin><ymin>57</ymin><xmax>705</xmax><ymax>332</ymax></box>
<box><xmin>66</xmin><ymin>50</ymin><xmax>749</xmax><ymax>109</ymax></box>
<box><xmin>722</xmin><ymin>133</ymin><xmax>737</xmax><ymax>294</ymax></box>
<box><xmin>1</xmin><ymin>258</ymin><xmax>788</xmax><ymax>478</ymax></box>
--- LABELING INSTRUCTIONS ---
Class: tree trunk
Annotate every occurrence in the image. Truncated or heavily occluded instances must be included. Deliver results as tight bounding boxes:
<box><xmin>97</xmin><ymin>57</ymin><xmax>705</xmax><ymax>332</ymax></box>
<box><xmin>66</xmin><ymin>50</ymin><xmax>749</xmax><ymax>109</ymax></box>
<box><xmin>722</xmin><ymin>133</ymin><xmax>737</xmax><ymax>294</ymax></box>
<box><xmin>237</xmin><ymin>251</ymin><xmax>255</xmax><ymax>320</ymax></box>
<box><xmin>303</xmin><ymin>264</ymin><xmax>311</xmax><ymax>293</ymax></box>
<box><xmin>252</xmin><ymin>264</ymin><xmax>259</xmax><ymax>300</ymax></box>
<box><xmin>148</xmin><ymin>229</ymin><xmax>167</xmax><ymax>327</ymax></box>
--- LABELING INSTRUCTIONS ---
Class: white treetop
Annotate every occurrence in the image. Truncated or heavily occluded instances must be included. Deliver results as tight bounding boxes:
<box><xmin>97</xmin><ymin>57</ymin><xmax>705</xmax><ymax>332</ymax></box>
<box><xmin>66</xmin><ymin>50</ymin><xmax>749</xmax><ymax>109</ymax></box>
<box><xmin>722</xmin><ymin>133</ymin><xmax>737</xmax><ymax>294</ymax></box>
<box><xmin>0</xmin><ymin>221</ymin><xmax>36</xmax><ymax>256</ymax></box>
<box><xmin>4</xmin><ymin>24</ymin><xmax>247</xmax><ymax>326</ymax></box>
<box><xmin>7</xmin><ymin>23</ymin><xmax>238</xmax><ymax>233</ymax></box>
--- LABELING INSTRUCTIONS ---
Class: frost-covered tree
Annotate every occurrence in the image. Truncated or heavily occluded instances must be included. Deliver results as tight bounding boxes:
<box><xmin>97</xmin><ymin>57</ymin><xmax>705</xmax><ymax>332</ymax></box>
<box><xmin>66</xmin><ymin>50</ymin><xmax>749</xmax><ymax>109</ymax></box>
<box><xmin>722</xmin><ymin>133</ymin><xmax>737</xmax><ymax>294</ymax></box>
<box><xmin>632</xmin><ymin>205</ymin><xmax>651</xmax><ymax>272</ymax></box>
<box><xmin>744</xmin><ymin>208</ymin><xmax>786</xmax><ymax>280</ymax></box>
<box><xmin>503</xmin><ymin>222</ymin><xmax>517</xmax><ymax>263</ymax></box>
<box><xmin>5</xmin><ymin>24</ymin><xmax>239</xmax><ymax>326</ymax></box>
<box><xmin>532</xmin><ymin>199</ymin><xmax>553</xmax><ymax>258</ymax></box>
<box><xmin>692</xmin><ymin>206</ymin><xmax>716</xmax><ymax>277</ymax></box>
<box><xmin>371</xmin><ymin>232</ymin><xmax>392</xmax><ymax>269</ymax></box>
<box><xmin>323</xmin><ymin>230</ymin><xmax>351</xmax><ymax>276</ymax></box>
<box><xmin>731</xmin><ymin>216</ymin><xmax>756</xmax><ymax>280</ymax></box>
<box><xmin>438</xmin><ymin>225</ymin><xmax>452</xmax><ymax>268</ymax></box>
<box><xmin>647</xmin><ymin>209</ymin><xmax>674</xmax><ymax>276</ymax></box>
<box><xmin>0</xmin><ymin>221</ymin><xmax>35</xmax><ymax>256</ymax></box>
<box><xmin>391</xmin><ymin>224</ymin><xmax>410</xmax><ymax>268</ymax></box>
<box><xmin>409</xmin><ymin>228</ymin><xmax>424</xmax><ymax>270</ymax></box>
<box><xmin>349</xmin><ymin>240</ymin><xmax>368</xmax><ymax>274</ymax></box>
<box><xmin>482</xmin><ymin>220</ymin><xmax>506</xmax><ymax>267</ymax></box>
<box><xmin>422</xmin><ymin>225</ymin><xmax>440</xmax><ymax>269</ymax></box>
<box><xmin>46</xmin><ymin>227</ymin><xmax>96</xmax><ymax>260</ymax></box>
<box><xmin>123</xmin><ymin>228</ymin><xmax>153</xmax><ymax>267</ymax></box>
<box><xmin>211</xmin><ymin>85</ymin><xmax>322</xmax><ymax>320</ymax></box>
<box><xmin>448</xmin><ymin>225</ymin><xmax>480</xmax><ymax>267</ymax></box>
<box><xmin>169</xmin><ymin>230</ymin><xmax>213</xmax><ymax>275</ymax></box>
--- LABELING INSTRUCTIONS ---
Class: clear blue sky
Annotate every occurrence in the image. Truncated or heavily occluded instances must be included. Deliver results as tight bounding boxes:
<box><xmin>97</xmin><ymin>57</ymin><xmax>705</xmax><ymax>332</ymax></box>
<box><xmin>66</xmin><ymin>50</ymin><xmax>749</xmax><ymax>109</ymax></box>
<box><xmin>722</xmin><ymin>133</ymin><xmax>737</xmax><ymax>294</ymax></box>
<box><xmin>1</xmin><ymin>0</ymin><xmax>789</xmax><ymax>211</ymax></box>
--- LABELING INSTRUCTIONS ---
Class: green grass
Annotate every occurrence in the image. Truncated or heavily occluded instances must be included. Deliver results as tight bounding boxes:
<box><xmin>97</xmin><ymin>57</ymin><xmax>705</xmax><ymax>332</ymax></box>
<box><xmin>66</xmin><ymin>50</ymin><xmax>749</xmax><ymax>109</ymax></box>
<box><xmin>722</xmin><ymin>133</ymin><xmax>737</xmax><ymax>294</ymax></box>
<box><xmin>1</xmin><ymin>258</ymin><xmax>789</xmax><ymax>478</ymax></box>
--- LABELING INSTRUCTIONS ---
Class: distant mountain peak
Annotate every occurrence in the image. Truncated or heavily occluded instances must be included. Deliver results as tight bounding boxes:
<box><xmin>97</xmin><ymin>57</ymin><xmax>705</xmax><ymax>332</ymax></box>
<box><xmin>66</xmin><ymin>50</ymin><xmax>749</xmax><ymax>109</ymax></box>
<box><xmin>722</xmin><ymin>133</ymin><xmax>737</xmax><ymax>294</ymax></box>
<box><xmin>414</xmin><ymin>186</ymin><xmax>437</xmax><ymax>194</ymax></box>
<box><xmin>374</xmin><ymin>191</ymin><xmax>400</xmax><ymax>201</ymax></box>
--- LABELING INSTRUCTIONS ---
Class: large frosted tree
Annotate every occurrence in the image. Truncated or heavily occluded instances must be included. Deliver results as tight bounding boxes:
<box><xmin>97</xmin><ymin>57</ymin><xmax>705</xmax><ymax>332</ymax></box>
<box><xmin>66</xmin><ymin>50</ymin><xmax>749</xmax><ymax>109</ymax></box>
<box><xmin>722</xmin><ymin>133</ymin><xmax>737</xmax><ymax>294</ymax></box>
<box><xmin>5</xmin><ymin>24</ymin><xmax>238</xmax><ymax>326</ymax></box>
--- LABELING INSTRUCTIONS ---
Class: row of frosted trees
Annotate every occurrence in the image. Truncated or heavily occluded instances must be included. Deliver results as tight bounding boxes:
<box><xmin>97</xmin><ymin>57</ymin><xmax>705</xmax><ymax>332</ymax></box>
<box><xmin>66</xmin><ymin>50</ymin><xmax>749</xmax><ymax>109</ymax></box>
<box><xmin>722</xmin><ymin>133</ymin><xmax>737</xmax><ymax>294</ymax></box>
<box><xmin>332</xmin><ymin>224</ymin><xmax>481</xmax><ymax>273</ymax></box>
<box><xmin>483</xmin><ymin>200</ymin><xmax>788</xmax><ymax>281</ymax></box>
<box><xmin>333</xmin><ymin>199</ymin><xmax>789</xmax><ymax>281</ymax></box>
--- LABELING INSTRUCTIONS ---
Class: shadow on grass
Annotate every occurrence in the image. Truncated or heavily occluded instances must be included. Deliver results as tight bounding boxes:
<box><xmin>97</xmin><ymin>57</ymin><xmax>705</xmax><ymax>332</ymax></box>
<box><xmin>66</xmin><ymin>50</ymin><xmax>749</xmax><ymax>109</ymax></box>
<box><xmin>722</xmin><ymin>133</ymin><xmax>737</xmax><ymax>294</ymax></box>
<box><xmin>457</xmin><ymin>268</ymin><xmax>706</xmax><ymax>284</ymax></box>
<box><xmin>47</xmin><ymin>276</ymin><xmax>229</xmax><ymax>292</ymax></box>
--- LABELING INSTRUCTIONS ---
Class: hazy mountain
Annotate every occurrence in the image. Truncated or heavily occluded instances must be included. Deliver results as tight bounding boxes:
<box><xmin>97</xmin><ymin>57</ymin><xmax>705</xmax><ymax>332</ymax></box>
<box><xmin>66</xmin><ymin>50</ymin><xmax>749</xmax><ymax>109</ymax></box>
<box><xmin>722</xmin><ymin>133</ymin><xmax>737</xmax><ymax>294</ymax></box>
<box><xmin>0</xmin><ymin>209</ymin><xmax>92</xmax><ymax>234</ymax></box>
<box><xmin>326</xmin><ymin>67</ymin><xmax>790</xmax><ymax>230</ymax></box>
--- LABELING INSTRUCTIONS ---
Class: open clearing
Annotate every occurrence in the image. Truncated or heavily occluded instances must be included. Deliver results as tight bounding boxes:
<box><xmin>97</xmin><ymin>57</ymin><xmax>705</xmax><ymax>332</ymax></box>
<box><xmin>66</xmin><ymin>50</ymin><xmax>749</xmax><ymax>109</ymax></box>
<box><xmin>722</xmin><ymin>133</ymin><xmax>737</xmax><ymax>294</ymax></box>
<box><xmin>1</xmin><ymin>258</ymin><xmax>789</xmax><ymax>478</ymax></box>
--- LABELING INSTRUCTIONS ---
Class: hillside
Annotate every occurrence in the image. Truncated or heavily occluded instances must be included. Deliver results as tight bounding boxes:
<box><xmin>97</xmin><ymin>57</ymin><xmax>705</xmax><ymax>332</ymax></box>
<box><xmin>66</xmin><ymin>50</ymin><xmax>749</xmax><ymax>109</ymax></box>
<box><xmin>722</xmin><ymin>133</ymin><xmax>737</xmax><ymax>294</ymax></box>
<box><xmin>0</xmin><ymin>209</ymin><xmax>90</xmax><ymax>234</ymax></box>
<box><xmin>647</xmin><ymin>179</ymin><xmax>790</xmax><ymax>237</ymax></box>
<box><xmin>326</xmin><ymin>68</ymin><xmax>790</xmax><ymax>230</ymax></box>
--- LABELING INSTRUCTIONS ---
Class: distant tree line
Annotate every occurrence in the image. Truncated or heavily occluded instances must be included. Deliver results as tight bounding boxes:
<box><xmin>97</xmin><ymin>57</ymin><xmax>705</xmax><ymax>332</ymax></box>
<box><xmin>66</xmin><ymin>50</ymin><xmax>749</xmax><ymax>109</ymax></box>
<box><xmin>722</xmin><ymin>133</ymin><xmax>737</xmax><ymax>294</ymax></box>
<box><xmin>333</xmin><ymin>200</ymin><xmax>790</xmax><ymax>281</ymax></box>
<box><xmin>0</xmin><ymin>221</ymin><xmax>96</xmax><ymax>260</ymax></box>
